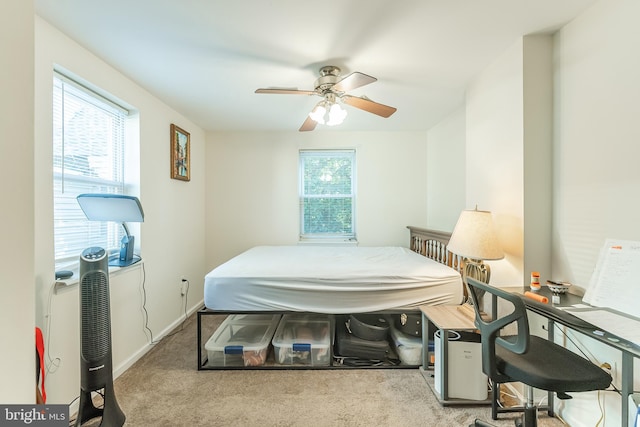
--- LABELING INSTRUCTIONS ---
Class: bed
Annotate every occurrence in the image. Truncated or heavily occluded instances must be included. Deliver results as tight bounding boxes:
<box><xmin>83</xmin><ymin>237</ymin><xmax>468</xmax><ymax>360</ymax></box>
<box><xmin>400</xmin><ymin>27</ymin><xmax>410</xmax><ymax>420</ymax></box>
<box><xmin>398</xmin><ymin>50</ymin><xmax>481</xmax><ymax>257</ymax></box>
<box><xmin>197</xmin><ymin>226</ymin><xmax>463</xmax><ymax>369</ymax></box>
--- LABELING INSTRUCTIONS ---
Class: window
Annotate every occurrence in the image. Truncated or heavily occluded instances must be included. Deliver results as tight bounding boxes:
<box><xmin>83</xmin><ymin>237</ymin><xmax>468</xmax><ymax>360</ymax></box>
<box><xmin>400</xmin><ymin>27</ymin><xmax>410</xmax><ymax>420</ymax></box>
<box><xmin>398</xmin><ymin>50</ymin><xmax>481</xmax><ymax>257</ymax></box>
<box><xmin>53</xmin><ymin>73</ymin><xmax>129</xmax><ymax>265</ymax></box>
<box><xmin>299</xmin><ymin>150</ymin><xmax>356</xmax><ymax>240</ymax></box>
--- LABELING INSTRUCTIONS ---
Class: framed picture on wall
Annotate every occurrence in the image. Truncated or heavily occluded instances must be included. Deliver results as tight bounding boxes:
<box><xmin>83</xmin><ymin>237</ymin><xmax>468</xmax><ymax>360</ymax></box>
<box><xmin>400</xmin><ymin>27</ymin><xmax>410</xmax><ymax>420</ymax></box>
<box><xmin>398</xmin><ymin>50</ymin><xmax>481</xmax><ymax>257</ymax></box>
<box><xmin>170</xmin><ymin>124</ymin><xmax>190</xmax><ymax>181</ymax></box>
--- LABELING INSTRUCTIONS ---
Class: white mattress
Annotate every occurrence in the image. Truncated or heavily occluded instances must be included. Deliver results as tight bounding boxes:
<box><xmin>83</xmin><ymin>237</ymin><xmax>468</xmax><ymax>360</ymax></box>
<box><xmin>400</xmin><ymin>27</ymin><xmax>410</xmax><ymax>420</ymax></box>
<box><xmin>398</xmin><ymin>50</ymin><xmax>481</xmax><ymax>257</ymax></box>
<box><xmin>204</xmin><ymin>246</ymin><xmax>463</xmax><ymax>313</ymax></box>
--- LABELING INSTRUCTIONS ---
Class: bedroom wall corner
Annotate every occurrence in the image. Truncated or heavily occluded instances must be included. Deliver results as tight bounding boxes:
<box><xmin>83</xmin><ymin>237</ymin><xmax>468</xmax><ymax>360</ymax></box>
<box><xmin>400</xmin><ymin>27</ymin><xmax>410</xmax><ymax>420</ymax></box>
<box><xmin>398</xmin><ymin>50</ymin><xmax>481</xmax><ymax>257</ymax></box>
<box><xmin>0</xmin><ymin>0</ymin><xmax>36</xmax><ymax>404</ymax></box>
<box><xmin>464</xmin><ymin>35</ymin><xmax>553</xmax><ymax>287</ymax></box>
<box><xmin>426</xmin><ymin>106</ymin><xmax>466</xmax><ymax>232</ymax></box>
<box><xmin>522</xmin><ymin>35</ymin><xmax>553</xmax><ymax>288</ymax></box>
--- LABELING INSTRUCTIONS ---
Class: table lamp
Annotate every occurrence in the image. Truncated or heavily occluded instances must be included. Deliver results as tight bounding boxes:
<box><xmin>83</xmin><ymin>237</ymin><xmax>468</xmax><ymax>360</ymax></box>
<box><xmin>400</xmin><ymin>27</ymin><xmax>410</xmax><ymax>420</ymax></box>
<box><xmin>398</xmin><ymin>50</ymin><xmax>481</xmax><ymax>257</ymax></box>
<box><xmin>447</xmin><ymin>207</ymin><xmax>504</xmax><ymax>310</ymax></box>
<box><xmin>76</xmin><ymin>193</ymin><xmax>145</xmax><ymax>267</ymax></box>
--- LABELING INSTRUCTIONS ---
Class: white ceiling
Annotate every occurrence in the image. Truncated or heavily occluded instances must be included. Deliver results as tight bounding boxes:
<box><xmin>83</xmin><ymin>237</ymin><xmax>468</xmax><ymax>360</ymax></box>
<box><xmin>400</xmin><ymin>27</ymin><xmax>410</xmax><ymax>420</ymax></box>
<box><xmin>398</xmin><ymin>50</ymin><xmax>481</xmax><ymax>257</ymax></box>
<box><xmin>34</xmin><ymin>0</ymin><xmax>597</xmax><ymax>133</ymax></box>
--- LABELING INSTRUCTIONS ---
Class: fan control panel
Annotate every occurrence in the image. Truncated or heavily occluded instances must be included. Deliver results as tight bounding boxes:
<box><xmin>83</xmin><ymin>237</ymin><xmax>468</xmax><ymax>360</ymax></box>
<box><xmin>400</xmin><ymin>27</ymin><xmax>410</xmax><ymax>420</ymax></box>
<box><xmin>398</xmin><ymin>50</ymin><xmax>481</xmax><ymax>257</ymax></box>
<box><xmin>81</xmin><ymin>246</ymin><xmax>107</xmax><ymax>261</ymax></box>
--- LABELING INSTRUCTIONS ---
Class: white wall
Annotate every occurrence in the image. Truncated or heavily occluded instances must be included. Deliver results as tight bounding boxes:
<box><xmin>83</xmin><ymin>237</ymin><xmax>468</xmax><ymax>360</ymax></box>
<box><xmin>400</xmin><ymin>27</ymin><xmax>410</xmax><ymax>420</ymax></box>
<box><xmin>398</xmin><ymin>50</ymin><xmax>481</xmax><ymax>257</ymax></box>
<box><xmin>553</xmin><ymin>0</ymin><xmax>640</xmax><ymax>290</ymax></box>
<box><xmin>0</xmin><ymin>0</ymin><xmax>35</xmax><ymax>404</ymax></box>
<box><xmin>552</xmin><ymin>0</ymin><xmax>640</xmax><ymax>424</ymax></box>
<box><xmin>465</xmin><ymin>35</ymin><xmax>553</xmax><ymax>287</ymax></box>
<box><xmin>426</xmin><ymin>107</ymin><xmax>466</xmax><ymax>232</ymax></box>
<box><xmin>34</xmin><ymin>17</ymin><xmax>207</xmax><ymax>405</ymax></box>
<box><xmin>465</xmin><ymin>38</ymin><xmax>526</xmax><ymax>286</ymax></box>
<box><xmin>205</xmin><ymin>131</ymin><xmax>429</xmax><ymax>268</ymax></box>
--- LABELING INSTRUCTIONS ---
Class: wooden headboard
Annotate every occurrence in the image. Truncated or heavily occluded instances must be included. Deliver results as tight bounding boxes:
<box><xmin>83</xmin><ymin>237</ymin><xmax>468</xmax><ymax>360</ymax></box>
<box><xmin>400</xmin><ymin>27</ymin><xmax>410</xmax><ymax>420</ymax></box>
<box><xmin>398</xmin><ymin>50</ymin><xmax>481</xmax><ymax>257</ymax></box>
<box><xmin>407</xmin><ymin>226</ymin><xmax>463</xmax><ymax>274</ymax></box>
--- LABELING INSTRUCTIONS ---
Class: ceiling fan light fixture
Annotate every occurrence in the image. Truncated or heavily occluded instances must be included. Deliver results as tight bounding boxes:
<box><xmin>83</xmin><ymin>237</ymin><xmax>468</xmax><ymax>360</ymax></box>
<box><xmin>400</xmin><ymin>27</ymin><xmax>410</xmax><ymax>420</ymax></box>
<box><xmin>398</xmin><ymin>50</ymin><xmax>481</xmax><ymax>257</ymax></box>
<box><xmin>326</xmin><ymin>103</ymin><xmax>347</xmax><ymax>126</ymax></box>
<box><xmin>309</xmin><ymin>98</ymin><xmax>347</xmax><ymax>126</ymax></box>
<box><xmin>309</xmin><ymin>103</ymin><xmax>327</xmax><ymax>124</ymax></box>
<box><xmin>256</xmin><ymin>65</ymin><xmax>395</xmax><ymax>131</ymax></box>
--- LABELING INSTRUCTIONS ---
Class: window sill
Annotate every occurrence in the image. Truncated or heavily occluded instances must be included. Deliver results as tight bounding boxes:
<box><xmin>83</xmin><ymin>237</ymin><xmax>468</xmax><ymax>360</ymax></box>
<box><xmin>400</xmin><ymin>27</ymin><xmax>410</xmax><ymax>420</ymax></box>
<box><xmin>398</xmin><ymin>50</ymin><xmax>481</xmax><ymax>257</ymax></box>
<box><xmin>297</xmin><ymin>239</ymin><xmax>358</xmax><ymax>247</ymax></box>
<box><xmin>54</xmin><ymin>259</ymin><xmax>143</xmax><ymax>293</ymax></box>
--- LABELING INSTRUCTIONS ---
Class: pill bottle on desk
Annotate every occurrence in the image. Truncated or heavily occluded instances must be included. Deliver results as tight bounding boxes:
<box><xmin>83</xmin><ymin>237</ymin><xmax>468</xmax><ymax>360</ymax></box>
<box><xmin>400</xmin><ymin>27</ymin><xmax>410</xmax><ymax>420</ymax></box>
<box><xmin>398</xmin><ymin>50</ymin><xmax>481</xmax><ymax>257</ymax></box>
<box><xmin>530</xmin><ymin>272</ymin><xmax>541</xmax><ymax>291</ymax></box>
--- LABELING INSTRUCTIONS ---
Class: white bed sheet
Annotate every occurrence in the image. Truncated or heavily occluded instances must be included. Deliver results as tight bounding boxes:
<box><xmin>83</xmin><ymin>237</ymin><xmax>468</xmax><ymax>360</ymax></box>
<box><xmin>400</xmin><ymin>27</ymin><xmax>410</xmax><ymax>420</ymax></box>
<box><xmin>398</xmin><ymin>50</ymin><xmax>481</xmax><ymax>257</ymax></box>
<box><xmin>204</xmin><ymin>246</ymin><xmax>463</xmax><ymax>313</ymax></box>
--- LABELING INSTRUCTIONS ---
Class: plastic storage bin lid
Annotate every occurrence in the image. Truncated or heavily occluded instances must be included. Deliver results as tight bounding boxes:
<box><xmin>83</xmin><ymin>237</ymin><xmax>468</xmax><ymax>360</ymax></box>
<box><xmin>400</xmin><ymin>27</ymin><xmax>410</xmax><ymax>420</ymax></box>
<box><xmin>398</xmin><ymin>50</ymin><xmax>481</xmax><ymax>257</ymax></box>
<box><xmin>272</xmin><ymin>314</ymin><xmax>332</xmax><ymax>349</ymax></box>
<box><xmin>205</xmin><ymin>314</ymin><xmax>281</xmax><ymax>353</ymax></box>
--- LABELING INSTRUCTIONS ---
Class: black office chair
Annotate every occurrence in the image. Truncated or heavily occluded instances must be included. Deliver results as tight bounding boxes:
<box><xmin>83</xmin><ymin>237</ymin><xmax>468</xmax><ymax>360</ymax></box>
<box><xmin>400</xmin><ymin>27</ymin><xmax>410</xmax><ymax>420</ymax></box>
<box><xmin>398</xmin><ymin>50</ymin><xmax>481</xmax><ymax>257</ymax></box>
<box><xmin>465</xmin><ymin>277</ymin><xmax>612</xmax><ymax>427</ymax></box>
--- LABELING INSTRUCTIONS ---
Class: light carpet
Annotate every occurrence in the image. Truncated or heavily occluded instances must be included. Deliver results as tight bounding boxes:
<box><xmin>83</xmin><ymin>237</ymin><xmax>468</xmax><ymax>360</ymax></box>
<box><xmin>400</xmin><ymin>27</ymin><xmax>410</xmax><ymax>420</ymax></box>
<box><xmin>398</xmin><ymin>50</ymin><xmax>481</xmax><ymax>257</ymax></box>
<box><xmin>88</xmin><ymin>313</ymin><xmax>565</xmax><ymax>427</ymax></box>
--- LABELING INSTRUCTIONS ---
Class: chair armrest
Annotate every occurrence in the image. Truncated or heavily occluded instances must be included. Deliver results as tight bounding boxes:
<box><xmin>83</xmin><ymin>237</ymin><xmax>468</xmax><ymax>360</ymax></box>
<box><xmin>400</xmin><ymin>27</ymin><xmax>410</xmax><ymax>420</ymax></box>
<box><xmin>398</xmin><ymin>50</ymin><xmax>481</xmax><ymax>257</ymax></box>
<box><xmin>466</xmin><ymin>277</ymin><xmax>530</xmax><ymax>382</ymax></box>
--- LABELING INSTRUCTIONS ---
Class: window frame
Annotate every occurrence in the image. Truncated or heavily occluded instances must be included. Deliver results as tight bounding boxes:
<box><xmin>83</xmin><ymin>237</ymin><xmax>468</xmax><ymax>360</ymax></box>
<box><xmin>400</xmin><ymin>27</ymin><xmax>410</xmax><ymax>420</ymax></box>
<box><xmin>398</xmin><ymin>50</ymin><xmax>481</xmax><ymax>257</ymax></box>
<box><xmin>52</xmin><ymin>71</ymin><xmax>131</xmax><ymax>268</ymax></box>
<box><xmin>298</xmin><ymin>149</ymin><xmax>357</xmax><ymax>242</ymax></box>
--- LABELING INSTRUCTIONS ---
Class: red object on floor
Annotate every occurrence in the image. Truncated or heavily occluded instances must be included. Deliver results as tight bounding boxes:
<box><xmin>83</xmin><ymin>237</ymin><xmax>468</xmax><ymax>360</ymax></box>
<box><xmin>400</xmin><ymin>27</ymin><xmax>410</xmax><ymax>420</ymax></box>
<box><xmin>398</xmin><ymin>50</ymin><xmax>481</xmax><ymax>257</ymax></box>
<box><xmin>35</xmin><ymin>327</ymin><xmax>46</xmax><ymax>403</ymax></box>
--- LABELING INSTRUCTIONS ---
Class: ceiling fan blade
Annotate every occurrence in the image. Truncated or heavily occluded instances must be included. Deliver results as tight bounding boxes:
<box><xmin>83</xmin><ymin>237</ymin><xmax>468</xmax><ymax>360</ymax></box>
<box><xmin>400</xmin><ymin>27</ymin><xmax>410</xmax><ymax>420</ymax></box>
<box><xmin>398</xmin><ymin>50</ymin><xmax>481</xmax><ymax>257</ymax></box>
<box><xmin>299</xmin><ymin>115</ymin><xmax>317</xmax><ymax>132</ymax></box>
<box><xmin>255</xmin><ymin>88</ymin><xmax>316</xmax><ymax>95</ymax></box>
<box><xmin>331</xmin><ymin>72</ymin><xmax>377</xmax><ymax>93</ymax></box>
<box><xmin>341</xmin><ymin>95</ymin><xmax>397</xmax><ymax>118</ymax></box>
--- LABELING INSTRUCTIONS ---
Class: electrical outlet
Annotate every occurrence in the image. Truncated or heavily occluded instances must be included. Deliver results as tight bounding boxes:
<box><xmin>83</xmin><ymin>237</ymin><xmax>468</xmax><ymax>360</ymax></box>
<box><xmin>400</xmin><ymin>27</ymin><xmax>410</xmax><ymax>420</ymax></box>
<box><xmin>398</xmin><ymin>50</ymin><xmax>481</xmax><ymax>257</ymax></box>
<box><xmin>600</xmin><ymin>362</ymin><xmax>614</xmax><ymax>380</ymax></box>
<box><xmin>610</xmin><ymin>362</ymin><xmax>617</xmax><ymax>380</ymax></box>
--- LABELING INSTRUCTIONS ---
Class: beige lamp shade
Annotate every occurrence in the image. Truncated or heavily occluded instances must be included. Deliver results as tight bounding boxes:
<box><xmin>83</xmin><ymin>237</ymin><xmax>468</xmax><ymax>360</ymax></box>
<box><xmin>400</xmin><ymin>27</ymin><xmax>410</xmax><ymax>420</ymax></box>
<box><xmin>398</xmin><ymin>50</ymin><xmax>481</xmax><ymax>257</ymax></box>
<box><xmin>447</xmin><ymin>209</ymin><xmax>504</xmax><ymax>261</ymax></box>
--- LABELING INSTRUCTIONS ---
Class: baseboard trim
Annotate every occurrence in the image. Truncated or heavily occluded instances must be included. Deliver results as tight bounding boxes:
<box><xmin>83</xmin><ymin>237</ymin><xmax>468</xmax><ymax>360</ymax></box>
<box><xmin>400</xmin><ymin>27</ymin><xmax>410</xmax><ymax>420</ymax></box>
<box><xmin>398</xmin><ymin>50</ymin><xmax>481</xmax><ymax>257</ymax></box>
<box><xmin>68</xmin><ymin>300</ymin><xmax>204</xmax><ymax>419</ymax></box>
<box><xmin>113</xmin><ymin>298</ymin><xmax>204</xmax><ymax>378</ymax></box>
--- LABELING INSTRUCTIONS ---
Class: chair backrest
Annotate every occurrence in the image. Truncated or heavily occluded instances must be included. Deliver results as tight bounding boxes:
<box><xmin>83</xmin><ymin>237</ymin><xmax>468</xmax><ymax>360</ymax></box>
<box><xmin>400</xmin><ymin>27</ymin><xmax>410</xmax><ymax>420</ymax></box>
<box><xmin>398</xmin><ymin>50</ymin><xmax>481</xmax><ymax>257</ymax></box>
<box><xmin>466</xmin><ymin>277</ymin><xmax>530</xmax><ymax>383</ymax></box>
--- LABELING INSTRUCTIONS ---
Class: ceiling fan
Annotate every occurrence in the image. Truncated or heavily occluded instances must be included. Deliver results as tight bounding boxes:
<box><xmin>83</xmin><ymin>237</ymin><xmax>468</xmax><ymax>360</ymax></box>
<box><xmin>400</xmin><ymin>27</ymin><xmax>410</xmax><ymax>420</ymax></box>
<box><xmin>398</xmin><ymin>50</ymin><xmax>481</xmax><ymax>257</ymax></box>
<box><xmin>255</xmin><ymin>65</ymin><xmax>397</xmax><ymax>132</ymax></box>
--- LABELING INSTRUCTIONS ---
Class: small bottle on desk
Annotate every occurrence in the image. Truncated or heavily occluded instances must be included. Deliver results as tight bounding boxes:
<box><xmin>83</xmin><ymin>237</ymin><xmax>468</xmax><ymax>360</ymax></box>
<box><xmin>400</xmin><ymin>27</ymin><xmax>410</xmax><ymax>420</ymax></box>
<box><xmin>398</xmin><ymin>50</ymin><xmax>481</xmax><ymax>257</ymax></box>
<box><xmin>530</xmin><ymin>272</ymin><xmax>541</xmax><ymax>291</ymax></box>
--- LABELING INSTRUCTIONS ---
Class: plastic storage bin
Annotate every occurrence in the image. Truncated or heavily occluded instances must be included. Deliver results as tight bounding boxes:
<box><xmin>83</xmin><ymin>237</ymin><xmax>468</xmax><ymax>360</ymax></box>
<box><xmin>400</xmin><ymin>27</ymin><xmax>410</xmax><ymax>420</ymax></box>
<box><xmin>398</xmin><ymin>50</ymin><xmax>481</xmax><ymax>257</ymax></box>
<box><xmin>205</xmin><ymin>314</ymin><xmax>281</xmax><ymax>367</ymax></box>
<box><xmin>389</xmin><ymin>324</ymin><xmax>423</xmax><ymax>365</ymax></box>
<box><xmin>272</xmin><ymin>314</ymin><xmax>332</xmax><ymax>366</ymax></box>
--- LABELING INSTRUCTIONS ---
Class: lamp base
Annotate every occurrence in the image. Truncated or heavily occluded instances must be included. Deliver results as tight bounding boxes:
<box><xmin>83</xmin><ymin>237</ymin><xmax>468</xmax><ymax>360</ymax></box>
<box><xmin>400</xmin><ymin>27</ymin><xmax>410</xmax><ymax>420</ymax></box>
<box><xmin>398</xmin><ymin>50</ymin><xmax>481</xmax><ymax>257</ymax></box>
<box><xmin>108</xmin><ymin>255</ymin><xmax>141</xmax><ymax>267</ymax></box>
<box><xmin>463</xmin><ymin>259</ymin><xmax>491</xmax><ymax>311</ymax></box>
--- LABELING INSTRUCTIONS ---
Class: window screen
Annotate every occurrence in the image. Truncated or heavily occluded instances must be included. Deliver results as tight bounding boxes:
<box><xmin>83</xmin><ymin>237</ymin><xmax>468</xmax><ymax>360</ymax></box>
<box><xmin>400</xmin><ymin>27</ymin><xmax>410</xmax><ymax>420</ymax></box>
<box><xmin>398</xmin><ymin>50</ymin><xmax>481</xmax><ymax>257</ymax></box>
<box><xmin>299</xmin><ymin>150</ymin><xmax>356</xmax><ymax>240</ymax></box>
<box><xmin>53</xmin><ymin>73</ymin><xmax>128</xmax><ymax>264</ymax></box>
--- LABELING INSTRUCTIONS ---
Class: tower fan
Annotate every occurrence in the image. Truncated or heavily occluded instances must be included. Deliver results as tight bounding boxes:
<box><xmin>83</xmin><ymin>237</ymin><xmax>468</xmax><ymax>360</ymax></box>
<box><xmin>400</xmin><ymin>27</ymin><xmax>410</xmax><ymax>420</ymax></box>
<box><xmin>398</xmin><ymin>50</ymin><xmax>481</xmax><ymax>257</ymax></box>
<box><xmin>75</xmin><ymin>246</ymin><xmax>125</xmax><ymax>427</ymax></box>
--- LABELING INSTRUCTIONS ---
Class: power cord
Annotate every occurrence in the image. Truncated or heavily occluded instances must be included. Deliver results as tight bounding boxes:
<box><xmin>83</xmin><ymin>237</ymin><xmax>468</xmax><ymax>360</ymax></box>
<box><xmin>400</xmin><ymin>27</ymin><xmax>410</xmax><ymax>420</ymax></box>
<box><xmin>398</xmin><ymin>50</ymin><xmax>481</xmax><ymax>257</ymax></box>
<box><xmin>182</xmin><ymin>278</ymin><xmax>189</xmax><ymax>317</ymax></box>
<box><xmin>67</xmin><ymin>390</ymin><xmax>104</xmax><ymax>426</ymax></box>
<box><xmin>595</xmin><ymin>389</ymin><xmax>606</xmax><ymax>427</ymax></box>
<box><xmin>163</xmin><ymin>279</ymin><xmax>190</xmax><ymax>338</ymax></box>
<box><xmin>546</xmin><ymin>322</ymin><xmax>620</xmax><ymax>426</ymax></box>
<box><xmin>45</xmin><ymin>281</ymin><xmax>61</xmax><ymax>374</ymax></box>
<box><xmin>139</xmin><ymin>262</ymin><xmax>156</xmax><ymax>344</ymax></box>
<box><xmin>140</xmin><ymin>264</ymin><xmax>191</xmax><ymax>343</ymax></box>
